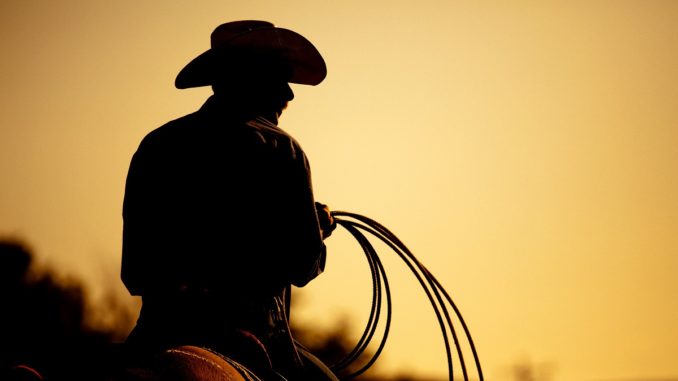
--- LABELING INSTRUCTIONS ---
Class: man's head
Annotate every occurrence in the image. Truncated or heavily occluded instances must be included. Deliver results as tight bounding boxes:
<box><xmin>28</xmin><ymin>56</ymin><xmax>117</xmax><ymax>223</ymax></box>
<box><xmin>175</xmin><ymin>20</ymin><xmax>326</xmax><ymax>89</ymax></box>
<box><xmin>211</xmin><ymin>75</ymin><xmax>294</xmax><ymax>122</ymax></box>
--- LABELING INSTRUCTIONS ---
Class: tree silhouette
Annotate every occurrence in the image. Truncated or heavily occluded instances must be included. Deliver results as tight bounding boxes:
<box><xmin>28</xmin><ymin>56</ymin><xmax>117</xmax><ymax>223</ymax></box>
<box><xmin>0</xmin><ymin>239</ymin><xmax>132</xmax><ymax>380</ymax></box>
<box><xmin>1</xmin><ymin>238</ymin><xmax>434</xmax><ymax>381</ymax></box>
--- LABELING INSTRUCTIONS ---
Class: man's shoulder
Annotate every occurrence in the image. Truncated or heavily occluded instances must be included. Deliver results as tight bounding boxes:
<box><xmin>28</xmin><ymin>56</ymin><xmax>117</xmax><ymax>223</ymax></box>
<box><xmin>140</xmin><ymin>111</ymin><xmax>202</xmax><ymax>146</ymax></box>
<box><xmin>245</xmin><ymin>118</ymin><xmax>304</xmax><ymax>154</ymax></box>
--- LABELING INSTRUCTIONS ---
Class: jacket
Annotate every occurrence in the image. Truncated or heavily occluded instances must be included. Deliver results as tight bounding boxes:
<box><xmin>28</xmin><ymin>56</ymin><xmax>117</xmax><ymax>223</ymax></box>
<box><xmin>121</xmin><ymin>96</ymin><xmax>326</xmax><ymax>296</ymax></box>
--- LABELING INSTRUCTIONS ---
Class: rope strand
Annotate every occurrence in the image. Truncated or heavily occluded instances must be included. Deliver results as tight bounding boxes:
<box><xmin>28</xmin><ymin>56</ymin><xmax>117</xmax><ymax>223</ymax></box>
<box><xmin>329</xmin><ymin>211</ymin><xmax>484</xmax><ymax>381</ymax></box>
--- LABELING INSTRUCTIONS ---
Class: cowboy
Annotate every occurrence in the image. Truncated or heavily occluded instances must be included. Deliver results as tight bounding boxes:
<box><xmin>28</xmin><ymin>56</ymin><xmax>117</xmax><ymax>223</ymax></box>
<box><xmin>120</xmin><ymin>20</ymin><xmax>336</xmax><ymax>380</ymax></box>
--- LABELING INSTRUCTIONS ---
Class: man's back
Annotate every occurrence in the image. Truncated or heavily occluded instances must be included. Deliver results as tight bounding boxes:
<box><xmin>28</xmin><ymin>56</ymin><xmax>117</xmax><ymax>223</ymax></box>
<box><xmin>122</xmin><ymin>96</ymin><xmax>325</xmax><ymax>297</ymax></box>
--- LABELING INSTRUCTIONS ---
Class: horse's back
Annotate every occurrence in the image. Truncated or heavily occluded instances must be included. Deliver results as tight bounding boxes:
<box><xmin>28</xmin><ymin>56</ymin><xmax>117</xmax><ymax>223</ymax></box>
<box><xmin>6</xmin><ymin>344</ymin><xmax>338</xmax><ymax>381</ymax></box>
<box><xmin>118</xmin><ymin>345</ymin><xmax>252</xmax><ymax>381</ymax></box>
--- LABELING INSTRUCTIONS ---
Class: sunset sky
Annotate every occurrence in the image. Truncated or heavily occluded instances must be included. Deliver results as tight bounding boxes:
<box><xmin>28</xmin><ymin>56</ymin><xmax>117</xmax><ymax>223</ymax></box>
<box><xmin>1</xmin><ymin>1</ymin><xmax>677</xmax><ymax>380</ymax></box>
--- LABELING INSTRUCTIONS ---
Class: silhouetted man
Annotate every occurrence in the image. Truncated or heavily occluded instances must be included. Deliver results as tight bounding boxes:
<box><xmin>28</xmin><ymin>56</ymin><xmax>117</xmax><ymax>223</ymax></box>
<box><xmin>121</xmin><ymin>20</ymin><xmax>335</xmax><ymax>380</ymax></box>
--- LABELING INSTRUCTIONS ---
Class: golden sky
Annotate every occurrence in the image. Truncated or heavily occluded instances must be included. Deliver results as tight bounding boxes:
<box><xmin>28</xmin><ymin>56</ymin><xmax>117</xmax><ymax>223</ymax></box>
<box><xmin>1</xmin><ymin>1</ymin><xmax>677</xmax><ymax>380</ymax></box>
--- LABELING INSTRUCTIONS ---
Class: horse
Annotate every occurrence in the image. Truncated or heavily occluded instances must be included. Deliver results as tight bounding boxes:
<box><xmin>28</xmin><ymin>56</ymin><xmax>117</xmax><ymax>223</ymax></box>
<box><xmin>7</xmin><ymin>343</ymin><xmax>338</xmax><ymax>381</ymax></box>
<box><xmin>112</xmin><ymin>344</ymin><xmax>339</xmax><ymax>381</ymax></box>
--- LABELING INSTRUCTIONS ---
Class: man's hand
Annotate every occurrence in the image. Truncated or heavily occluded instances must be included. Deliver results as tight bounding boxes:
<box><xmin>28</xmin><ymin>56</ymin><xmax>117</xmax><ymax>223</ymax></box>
<box><xmin>315</xmin><ymin>202</ymin><xmax>336</xmax><ymax>239</ymax></box>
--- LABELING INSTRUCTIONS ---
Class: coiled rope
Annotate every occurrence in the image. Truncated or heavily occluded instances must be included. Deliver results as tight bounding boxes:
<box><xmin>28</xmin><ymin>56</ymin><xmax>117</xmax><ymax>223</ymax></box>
<box><xmin>328</xmin><ymin>211</ymin><xmax>484</xmax><ymax>381</ymax></box>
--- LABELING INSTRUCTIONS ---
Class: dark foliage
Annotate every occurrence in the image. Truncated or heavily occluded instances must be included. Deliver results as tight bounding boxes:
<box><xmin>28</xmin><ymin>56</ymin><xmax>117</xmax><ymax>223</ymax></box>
<box><xmin>0</xmin><ymin>239</ymin><xmax>431</xmax><ymax>381</ymax></box>
<box><xmin>0</xmin><ymin>240</ymin><xmax>125</xmax><ymax>380</ymax></box>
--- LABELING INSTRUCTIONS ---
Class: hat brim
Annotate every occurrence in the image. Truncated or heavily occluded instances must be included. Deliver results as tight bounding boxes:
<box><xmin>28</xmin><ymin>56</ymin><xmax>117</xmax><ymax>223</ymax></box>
<box><xmin>175</xmin><ymin>27</ymin><xmax>326</xmax><ymax>89</ymax></box>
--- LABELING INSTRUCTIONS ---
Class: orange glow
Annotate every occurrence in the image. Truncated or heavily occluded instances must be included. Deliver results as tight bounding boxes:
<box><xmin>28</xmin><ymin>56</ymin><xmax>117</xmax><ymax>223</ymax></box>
<box><xmin>1</xmin><ymin>1</ymin><xmax>677</xmax><ymax>380</ymax></box>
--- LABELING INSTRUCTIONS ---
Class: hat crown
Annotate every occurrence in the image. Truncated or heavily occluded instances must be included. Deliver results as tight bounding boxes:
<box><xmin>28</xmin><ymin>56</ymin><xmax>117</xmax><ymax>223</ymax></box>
<box><xmin>210</xmin><ymin>20</ymin><xmax>274</xmax><ymax>48</ymax></box>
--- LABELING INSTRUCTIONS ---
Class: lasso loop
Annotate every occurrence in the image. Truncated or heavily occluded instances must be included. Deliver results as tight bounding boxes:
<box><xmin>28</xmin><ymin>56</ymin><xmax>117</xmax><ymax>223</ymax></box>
<box><xmin>328</xmin><ymin>211</ymin><xmax>484</xmax><ymax>381</ymax></box>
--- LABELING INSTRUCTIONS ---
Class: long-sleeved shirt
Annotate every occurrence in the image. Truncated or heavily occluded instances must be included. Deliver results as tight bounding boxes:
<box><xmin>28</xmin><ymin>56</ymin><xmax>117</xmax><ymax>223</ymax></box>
<box><xmin>121</xmin><ymin>96</ymin><xmax>325</xmax><ymax>297</ymax></box>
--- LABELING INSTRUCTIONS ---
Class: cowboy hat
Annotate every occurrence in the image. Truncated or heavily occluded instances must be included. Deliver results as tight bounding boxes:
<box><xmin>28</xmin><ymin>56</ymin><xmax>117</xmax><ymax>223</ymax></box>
<box><xmin>175</xmin><ymin>20</ymin><xmax>327</xmax><ymax>89</ymax></box>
